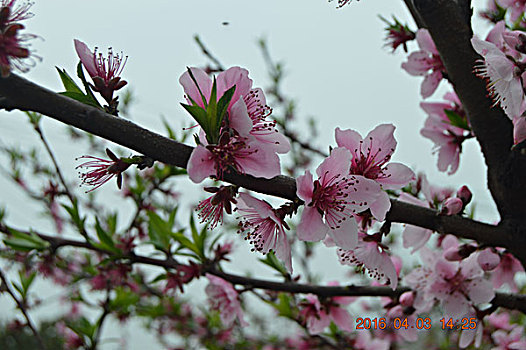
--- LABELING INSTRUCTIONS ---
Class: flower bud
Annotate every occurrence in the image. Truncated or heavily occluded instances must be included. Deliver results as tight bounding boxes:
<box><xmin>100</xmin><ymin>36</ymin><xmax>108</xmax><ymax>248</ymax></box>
<box><xmin>477</xmin><ymin>248</ymin><xmax>501</xmax><ymax>271</ymax></box>
<box><xmin>399</xmin><ymin>291</ymin><xmax>414</xmax><ymax>307</ymax></box>
<box><xmin>456</xmin><ymin>185</ymin><xmax>472</xmax><ymax>206</ymax></box>
<box><xmin>441</xmin><ymin>197</ymin><xmax>463</xmax><ymax>215</ymax></box>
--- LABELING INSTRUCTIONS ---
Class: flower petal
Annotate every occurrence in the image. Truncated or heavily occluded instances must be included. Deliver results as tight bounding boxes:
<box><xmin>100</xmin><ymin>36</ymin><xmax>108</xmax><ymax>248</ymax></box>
<box><xmin>297</xmin><ymin>206</ymin><xmax>329</xmax><ymax>242</ymax></box>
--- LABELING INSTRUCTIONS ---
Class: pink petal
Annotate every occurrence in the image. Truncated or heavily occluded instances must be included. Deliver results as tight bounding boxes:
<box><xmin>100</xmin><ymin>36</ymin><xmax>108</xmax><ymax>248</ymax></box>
<box><xmin>275</xmin><ymin>225</ymin><xmax>293</xmax><ymax>274</ymax></box>
<box><xmin>377</xmin><ymin>162</ymin><xmax>415</xmax><ymax>190</ymax></box>
<box><xmin>437</xmin><ymin>142</ymin><xmax>460</xmax><ymax>174</ymax></box>
<box><xmin>417</xmin><ymin>28</ymin><xmax>438</xmax><ymax>55</ymax></box>
<box><xmin>369</xmin><ymin>192</ymin><xmax>391</xmax><ymax>221</ymax></box>
<box><xmin>237</xmin><ymin>144</ymin><xmax>281</xmax><ymax>179</ymax></box>
<box><xmin>403</xmin><ymin>225</ymin><xmax>431</xmax><ymax>252</ymax></box>
<box><xmin>316</xmin><ymin>147</ymin><xmax>351</xmax><ymax>179</ymax></box>
<box><xmin>345</xmin><ymin>176</ymin><xmax>382</xmax><ymax>214</ymax></box>
<box><xmin>237</xmin><ymin>192</ymin><xmax>273</xmax><ymax>219</ymax></box>
<box><xmin>179</xmin><ymin>67</ymin><xmax>212</xmax><ymax>108</ymax></box>
<box><xmin>442</xmin><ymin>292</ymin><xmax>470</xmax><ymax>319</ymax></box>
<box><xmin>296</xmin><ymin>171</ymin><xmax>314</xmax><ymax>202</ymax></box>
<box><xmin>251</xmin><ymin>125</ymin><xmax>291</xmax><ymax>154</ymax></box>
<box><xmin>361</xmin><ymin>124</ymin><xmax>397</xmax><ymax>166</ymax></box>
<box><xmin>187</xmin><ymin>145</ymin><xmax>215</xmax><ymax>183</ymax></box>
<box><xmin>421</xmin><ymin>69</ymin><xmax>442</xmax><ymax>98</ymax></box>
<box><xmin>335</xmin><ymin>127</ymin><xmax>363</xmax><ymax>157</ymax></box>
<box><xmin>217</xmin><ymin>67</ymin><xmax>252</xmax><ymax>108</ymax></box>
<box><xmin>330</xmin><ymin>307</ymin><xmax>353</xmax><ymax>333</ymax></box>
<box><xmin>229</xmin><ymin>99</ymin><xmax>253</xmax><ymax>136</ymax></box>
<box><xmin>465</xmin><ymin>278</ymin><xmax>495</xmax><ymax>304</ymax></box>
<box><xmin>74</xmin><ymin>39</ymin><xmax>97</xmax><ymax>78</ymax></box>
<box><xmin>402</xmin><ymin>51</ymin><xmax>434</xmax><ymax>76</ymax></box>
<box><xmin>297</xmin><ymin>206</ymin><xmax>329</xmax><ymax>242</ymax></box>
<box><xmin>307</xmin><ymin>311</ymin><xmax>331</xmax><ymax>334</ymax></box>
<box><xmin>328</xmin><ymin>217</ymin><xmax>358</xmax><ymax>250</ymax></box>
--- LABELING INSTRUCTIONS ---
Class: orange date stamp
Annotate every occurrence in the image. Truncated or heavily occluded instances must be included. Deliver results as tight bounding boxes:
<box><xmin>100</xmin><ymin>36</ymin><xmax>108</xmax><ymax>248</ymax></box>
<box><xmin>355</xmin><ymin>317</ymin><xmax>478</xmax><ymax>330</ymax></box>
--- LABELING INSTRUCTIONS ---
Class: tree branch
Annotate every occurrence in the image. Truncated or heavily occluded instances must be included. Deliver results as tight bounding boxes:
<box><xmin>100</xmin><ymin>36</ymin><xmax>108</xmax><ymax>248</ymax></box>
<box><xmin>0</xmin><ymin>73</ymin><xmax>515</xmax><ymax>252</ymax></box>
<box><xmin>2</xmin><ymin>225</ymin><xmax>525</xmax><ymax>314</ymax></box>
<box><xmin>412</xmin><ymin>0</ymin><xmax>526</xmax><ymax>270</ymax></box>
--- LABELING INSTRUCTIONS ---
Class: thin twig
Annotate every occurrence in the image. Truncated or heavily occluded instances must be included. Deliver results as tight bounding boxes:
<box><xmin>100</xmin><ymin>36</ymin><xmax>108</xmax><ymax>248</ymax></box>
<box><xmin>193</xmin><ymin>35</ymin><xmax>225</xmax><ymax>71</ymax></box>
<box><xmin>0</xmin><ymin>268</ymin><xmax>47</xmax><ymax>350</ymax></box>
<box><xmin>90</xmin><ymin>290</ymin><xmax>111</xmax><ymax>350</ymax></box>
<box><xmin>34</xmin><ymin>125</ymin><xmax>75</xmax><ymax>205</ymax></box>
<box><xmin>2</xmin><ymin>224</ymin><xmax>524</xmax><ymax>314</ymax></box>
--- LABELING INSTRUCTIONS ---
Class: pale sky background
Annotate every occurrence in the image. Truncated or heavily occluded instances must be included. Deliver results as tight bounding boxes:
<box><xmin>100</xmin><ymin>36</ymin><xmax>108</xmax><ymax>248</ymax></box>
<box><xmin>0</xmin><ymin>0</ymin><xmax>496</xmax><ymax>348</ymax></box>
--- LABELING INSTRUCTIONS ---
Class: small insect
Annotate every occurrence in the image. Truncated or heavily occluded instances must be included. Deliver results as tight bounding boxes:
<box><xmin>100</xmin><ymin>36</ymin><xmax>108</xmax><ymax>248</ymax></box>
<box><xmin>222</xmin><ymin>21</ymin><xmax>229</xmax><ymax>26</ymax></box>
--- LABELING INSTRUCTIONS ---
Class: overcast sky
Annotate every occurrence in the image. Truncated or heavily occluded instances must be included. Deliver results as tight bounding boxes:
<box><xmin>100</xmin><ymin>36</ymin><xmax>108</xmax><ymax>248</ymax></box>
<box><xmin>0</xmin><ymin>1</ymin><xmax>495</xmax><ymax>348</ymax></box>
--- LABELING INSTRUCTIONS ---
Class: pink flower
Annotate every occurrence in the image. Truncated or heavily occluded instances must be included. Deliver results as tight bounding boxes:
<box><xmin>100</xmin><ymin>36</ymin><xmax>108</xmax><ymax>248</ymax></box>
<box><xmin>492</xmin><ymin>326</ymin><xmax>526</xmax><ymax>350</ymax></box>
<box><xmin>205</xmin><ymin>274</ymin><xmax>247</xmax><ymax>327</ymax></box>
<box><xmin>298</xmin><ymin>293</ymin><xmax>353</xmax><ymax>334</ymax></box>
<box><xmin>335</xmin><ymin>124</ymin><xmax>415</xmax><ymax>221</ymax></box>
<box><xmin>402</xmin><ymin>28</ymin><xmax>445</xmax><ymax>98</ymax></box>
<box><xmin>492</xmin><ymin>251</ymin><xmax>524</xmax><ymax>292</ymax></box>
<box><xmin>181</xmin><ymin>67</ymin><xmax>290</xmax><ymax>152</ymax></box>
<box><xmin>236</xmin><ymin>192</ymin><xmax>292</xmax><ymax>273</ymax></box>
<box><xmin>196</xmin><ymin>186</ymin><xmax>238</xmax><ymax>229</ymax></box>
<box><xmin>187</xmin><ymin>132</ymin><xmax>280</xmax><ymax>183</ymax></box>
<box><xmin>74</xmin><ymin>39</ymin><xmax>128</xmax><ymax>104</ymax></box>
<box><xmin>76</xmin><ymin>148</ymin><xmax>131</xmax><ymax>192</ymax></box>
<box><xmin>337</xmin><ymin>232</ymin><xmax>398</xmax><ymax>289</ymax></box>
<box><xmin>429</xmin><ymin>254</ymin><xmax>495</xmax><ymax>318</ymax></box>
<box><xmin>471</xmin><ymin>35</ymin><xmax>525</xmax><ymax>119</ymax></box>
<box><xmin>0</xmin><ymin>1</ymin><xmax>35</xmax><ymax>77</ymax></box>
<box><xmin>296</xmin><ymin>147</ymin><xmax>381</xmax><ymax>250</ymax></box>
<box><xmin>420</xmin><ymin>92</ymin><xmax>471</xmax><ymax>174</ymax></box>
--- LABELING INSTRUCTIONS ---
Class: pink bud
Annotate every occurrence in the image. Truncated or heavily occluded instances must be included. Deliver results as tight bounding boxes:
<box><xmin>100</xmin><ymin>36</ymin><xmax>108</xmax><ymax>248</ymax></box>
<box><xmin>441</xmin><ymin>197</ymin><xmax>463</xmax><ymax>215</ymax></box>
<box><xmin>399</xmin><ymin>291</ymin><xmax>414</xmax><ymax>307</ymax></box>
<box><xmin>444</xmin><ymin>247</ymin><xmax>463</xmax><ymax>261</ymax></box>
<box><xmin>477</xmin><ymin>248</ymin><xmax>501</xmax><ymax>271</ymax></box>
<box><xmin>456</xmin><ymin>185</ymin><xmax>472</xmax><ymax>205</ymax></box>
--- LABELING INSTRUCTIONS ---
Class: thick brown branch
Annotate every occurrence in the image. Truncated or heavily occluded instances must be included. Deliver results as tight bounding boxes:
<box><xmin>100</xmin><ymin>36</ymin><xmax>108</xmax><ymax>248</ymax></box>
<box><xmin>0</xmin><ymin>73</ymin><xmax>514</xmax><ymax>251</ymax></box>
<box><xmin>412</xmin><ymin>0</ymin><xmax>526</xmax><ymax>271</ymax></box>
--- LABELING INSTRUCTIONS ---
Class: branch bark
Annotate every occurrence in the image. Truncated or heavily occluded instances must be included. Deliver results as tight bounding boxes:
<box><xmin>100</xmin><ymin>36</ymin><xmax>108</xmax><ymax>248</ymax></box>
<box><xmin>411</xmin><ymin>0</ymin><xmax>526</xmax><ymax>263</ymax></box>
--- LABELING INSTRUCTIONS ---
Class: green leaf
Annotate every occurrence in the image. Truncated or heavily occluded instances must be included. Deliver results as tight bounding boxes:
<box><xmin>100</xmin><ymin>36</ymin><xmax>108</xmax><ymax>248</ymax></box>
<box><xmin>3</xmin><ymin>229</ymin><xmax>50</xmax><ymax>252</ymax></box>
<box><xmin>258</xmin><ymin>251</ymin><xmax>288</xmax><ymax>276</ymax></box>
<box><xmin>215</xmin><ymin>84</ymin><xmax>236</xmax><ymax>131</ymax></box>
<box><xmin>60</xmin><ymin>91</ymin><xmax>101</xmax><ymax>108</ymax></box>
<box><xmin>147</xmin><ymin>211</ymin><xmax>172</xmax><ymax>251</ymax></box>
<box><xmin>56</xmin><ymin>67</ymin><xmax>83</xmax><ymax>94</ymax></box>
<box><xmin>444</xmin><ymin>109</ymin><xmax>470</xmax><ymax>131</ymax></box>
<box><xmin>93</xmin><ymin>218</ymin><xmax>120</xmax><ymax>254</ymax></box>
<box><xmin>77</xmin><ymin>61</ymin><xmax>101</xmax><ymax>107</ymax></box>
<box><xmin>62</xmin><ymin>200</ymin><xmax>86</xmax><ymax>233</ymax></box>
<box><xmin>25</xmin><ymin>111</ymin><xmax>42</xmax><ymax>126</ymax></box>
<box><xmin>181</xmin><ymin>103</ymin><xmax>210</xmax><ymax>136</ymax></box>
